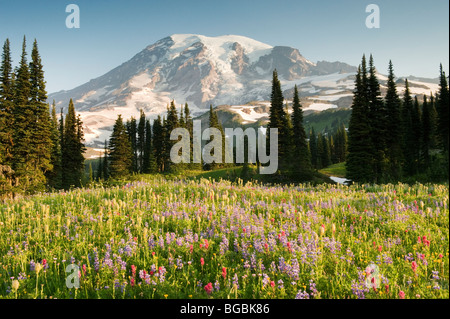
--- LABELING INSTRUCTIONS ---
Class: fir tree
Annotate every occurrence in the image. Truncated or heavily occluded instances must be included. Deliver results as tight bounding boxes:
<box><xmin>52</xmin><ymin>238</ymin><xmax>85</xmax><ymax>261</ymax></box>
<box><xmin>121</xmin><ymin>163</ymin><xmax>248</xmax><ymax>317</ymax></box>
<box><xmin>401</xmin><ymin>79</ymin><xmax>416</xmax><ymax>176</ymax></box>
<box><xmin>0</xmin><ymin>39</ymin><xmax>14</xmax><ymax>169</ymax></box>
<box><xmin>143</xmin><ymin>119</ymin><xmax>156</xmax><ymax>173</ymax></box>
<box><xmin>384</xmin><ymin>61</ymin><xmax>403</xmax><ymax>180</ymax></box>
<box><xmin>109</xmin><ymin>115</ymin><xmax>132</xmax><ymax>178</ymax></box>
<box><xmin>268</xmin><ymin>69</ymin><xmax>290</xmax><ymax>171</ymax></box>
<box><xmin>316</xmin><ymin>133</ymin><xmax>324</xmax><ymax>169</ymax></box>
<box><xmin>428</xmin><ymin>94</ymin><xmax>439</xmax><ymax>150</ymax></box>
<box><xmin>411</xmin><ymin>96</ymin><xmax>422</xmax><ymax>170</ymax></box>
<box><xmin>437</xmin><ymin>64</ymin><xmax>449</xmax><ymax>153</ymax></box>
<box><xmin>29</xmin><ymin>39</ymin><xmax>53</xmax><ymax>189</ymax></box>
<box><xmin>367</xmin><ymin>55</ymin><xmax>386</xmax><ymax>182</ymax></box>
<box><xmin>12</xmin><ymin>36</ymin><xmax>35</xmax><ymax>191</ymax></box>
<box><xmin>421</xmin><ymin>95</ymin><xmax>432</xmax><ymax>168</ymax></box>
<box><xmin>346</xmin><ymin>58</ymin><xmax>374</xmax><ymax>183</ymax></box>
<box><xmin>47</xmin><ymin>102</ymin><xmax>62</xmax><ymax>188</ymax></box>
<box><xmin>61</xmin><ymin>99</ymin><xmax>85</xmax><ymax>189</ymax></box>
<box><xmin>309</xmin><ymin>128</ymin><xmax>318</xmax><ymax>169</ymax></box>
<box><xmin>152</xmin><ymin>115</ymin><xmax>165</xmax><ymax>172</ymax></box>
<box><xmin>126</xmin><ymin>117</ymin><xmax>138</xmax><ymax>173</ymax></box>
<box><xmin>164</xmin><ymin>100</ymin><xmax>179</xmax><ymax>172</ymax></box>
<box><xmin>291</xmin><ymin>85</ymin><xmax>312</xmax><ymax>179</ymax></box>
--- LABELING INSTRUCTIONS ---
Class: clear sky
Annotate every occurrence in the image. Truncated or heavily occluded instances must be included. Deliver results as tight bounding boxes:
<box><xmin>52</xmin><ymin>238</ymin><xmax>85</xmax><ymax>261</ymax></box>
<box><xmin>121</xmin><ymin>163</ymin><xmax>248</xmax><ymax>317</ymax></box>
<box><xmin>0</xmin><ymin>0</ymin><xmax>448</xmax><ymax>93</ymax></box>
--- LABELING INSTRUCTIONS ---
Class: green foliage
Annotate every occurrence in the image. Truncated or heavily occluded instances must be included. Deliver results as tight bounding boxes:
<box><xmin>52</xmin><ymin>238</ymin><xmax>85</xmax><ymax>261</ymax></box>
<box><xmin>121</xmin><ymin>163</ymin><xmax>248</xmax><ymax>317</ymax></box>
<box><xmin>109</xmin><ymin>115</ymin><xmax>133</xmax><ymax>179</ymax></box>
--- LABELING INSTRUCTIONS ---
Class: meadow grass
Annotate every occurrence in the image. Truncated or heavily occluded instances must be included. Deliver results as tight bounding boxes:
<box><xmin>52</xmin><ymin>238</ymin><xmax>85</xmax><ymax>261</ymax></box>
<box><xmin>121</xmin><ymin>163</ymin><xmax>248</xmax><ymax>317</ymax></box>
<box><xmin>0</xmin><ymin>175</ymin><xmax>448</xmax><ymax>299</ymax></box>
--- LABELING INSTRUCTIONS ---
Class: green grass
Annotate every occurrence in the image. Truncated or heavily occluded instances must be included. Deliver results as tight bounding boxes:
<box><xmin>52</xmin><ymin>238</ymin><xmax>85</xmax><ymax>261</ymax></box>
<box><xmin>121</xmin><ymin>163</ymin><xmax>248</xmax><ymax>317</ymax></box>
<box><xmin>319</xmin><ymin>162</ymin><xmax>347</xmax><ymax>178</ymax></box>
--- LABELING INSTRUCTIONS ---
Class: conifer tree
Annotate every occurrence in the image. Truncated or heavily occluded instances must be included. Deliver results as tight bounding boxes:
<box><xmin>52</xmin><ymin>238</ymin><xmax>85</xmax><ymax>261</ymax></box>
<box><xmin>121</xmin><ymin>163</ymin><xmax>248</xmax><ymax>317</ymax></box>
<box><xmin>428</xmin><ymin>94</ymin><xmax>439</xmax><ymax>150</ymax></box>
<box><xmin>164</xmin><ymin>100</ymin><xmax>179</xmax><ymax>172</ymax></box>
<box><xmin>12</xmin><ymin>36</ymin><xmax>35</xmax><ymax>191</ymax></box>
<box><xmin>47</xmin><ymin>102</ymin><xmax>62</xmax><ymax>188</ymax></box>
<box><xmin>109</xmin><ymin>115</ymin><xmax>132</xmax><ymax>178</ymax></box>
<box><xmin>29</xmin><ymin>39</ymin><xmax>53</xmax><ymax>189</ymax></box>
<box><xmin>367</xmin><ymin>55</ymin><xmax>386</xmax><ymax>182</ymax></box>
<box><xmin>401</xmin><ymin>80</ymin><xmax>416</xmax><ymax>176</ymax></box>
<box><xmin>152</xmin><ymin>115</ymin><xmax>165</xmax><ymax>172</ymax></box>
<box><xmin>143</xmin><ymin>119</ymin><xmax>156</xmax><ymax>173</ymax></box>
<box><xmin>316</xmin><ymin>133</ymin><xmax>324</xmax><ymax>169</ymax></box>
<box><xmin>411</xmin><ymin>96</ymin><xmax>422</xmax><ymax>170</ymax></box>
<box><xmin>291</xmin><ymin>85</ymin><xmax>312</xmax><ymax>179</ymax></box>
<box><xmin>126</xmin><ymin>117</ymin><xmax>138</xmax><ymax>173</ymax></box>
<box><xmin>346</xmin><ymin>57</ymin><xmax>374</xmax><ymax>183</ymax></box>
<box><xmin>309</xmin><ymin>128</ymin><xmax>318</xmax><ymax>169</ymax></box>
<box><xmin>384</xmin><ymin>61</ymin><xmax>403</xmax><ymax>180</ymax></box>
<box><xmin>0</xmin><ymin>39</ymin><xmax>14</xmax><ymax>169</ymax></box>
<box><xmin>421</xmin><ymin>95</ymin><xmax>432</xmax><ymax>168</ymax></box>
<box><xmin>61</xmin><ymin>99</ymin><xmax>85</xmax><ymax>189</ymax></box>
<box><xmin>437</xmin><ymin>64</ymin><xmax>449</xmax><ymax>153</ymax></box>
<box><xmin>268</xmin><ymin>69</ymin><xmax>290</xmax><ymax>171</ymax></box>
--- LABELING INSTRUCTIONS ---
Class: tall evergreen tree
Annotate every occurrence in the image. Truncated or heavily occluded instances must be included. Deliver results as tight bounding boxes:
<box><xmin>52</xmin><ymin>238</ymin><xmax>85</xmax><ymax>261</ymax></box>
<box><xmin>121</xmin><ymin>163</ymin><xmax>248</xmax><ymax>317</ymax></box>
<box><xmin>164</xmin><ymin>100</ymin><xmax>179</xmax><ymax>172</ymax></box>
<box><xmin>267</xmin><ymin>69</ymin><xmax>290</xmax><ymax>171</ymax></box>
<box><xmin>384</xmin><ymin>61</ymin><xmax>403</xmax><ymax>180</ymax></box>
<box><xmin>437</xmin><ymin>64</ymin><xmax>449</xmax><ymax>153</ymax></box>
<box><xmin>346</xmin><ymin>58</ymin><xmax>374</xmax><ymax>183</ymax></box>
<box><xmin>152</xmin><ymin>115</ymin><xmax>165</xmax><ymax>172</ymax></box>
<box><xmin>29</xmin><ymin>39</ymin><xmax>53</xmax><ymax>188</ymax></box>
<box><xmin>401</xmin><ymin>79</ymin><xmax>416</xmax><ymax>176</ymax></box>
<box><xmin>291</xmin><ymin>85</ymin><xmax>312</xmax><ymax>179</ymax></box>
<box><xmin>316</xmin><ymin>133</ymin><xmax>324</xmax><ymax>169</ymax></box>
<box><xmin>367</xmin><ymin>55</ymin><xmax>386</xmax><ymax>182</ymax></box>
<box><xmin>333</xmin><ymin>124</ymin><xmax>347</xmax><ymax>163</ymax></box>
<box><xmin>411</xmin><ymin>96</ymin><xmax>422</xmax><ymax>170</ymax></box>
<box><xmin>143</xmin><ymin>119</ymin><xmax>156</xmax><ymax>173</ymax></box>
<box><xmin>47</xmin><ymin>102</ymin><xmax>62</xmax><ymax>188</ymax></box>
<box><xmin>428</xmin><ymin>94</ymin><xmax>439</xmax><ymax>150</ymax></box>
<box><xmin>0</xmin><ymin>39</ymin><xmax>14</xmax><ymax>169</ymax></box>
<box><xmin>421</xmin><ymin>95</ymin><xmax>432</xmax><ymax>169</ymax></box>
<box><xmin>126</xmin><ymin>117</ymin><xmax>138</xmax><ymax>173</ymax></box>
<box><xmin>109</xmin><ymin>115</ymin><xmax>132</xmax><ymax>179</ymax></box>
<box><xmin>309</xmin><ymin>128</ymin><xmax>318</xmax><ymax>169</ymax></box>
<box><xmin>61</xmin><ymin>99</ymin><xmax>85</xmax><ymax>189</ymax></box>
<box><xmin>12</xmin><ymin>36</ymin><xmax>35</xmax><ymax>191</ymax></box>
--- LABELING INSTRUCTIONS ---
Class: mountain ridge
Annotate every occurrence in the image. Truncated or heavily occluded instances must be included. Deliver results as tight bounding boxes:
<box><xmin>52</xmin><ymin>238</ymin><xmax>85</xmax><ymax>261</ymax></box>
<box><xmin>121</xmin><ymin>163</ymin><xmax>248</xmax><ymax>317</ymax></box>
<box><xmin>47</xmin><ymin>34</ymin><xmax>439</xmax><ymax>146</ymax></box>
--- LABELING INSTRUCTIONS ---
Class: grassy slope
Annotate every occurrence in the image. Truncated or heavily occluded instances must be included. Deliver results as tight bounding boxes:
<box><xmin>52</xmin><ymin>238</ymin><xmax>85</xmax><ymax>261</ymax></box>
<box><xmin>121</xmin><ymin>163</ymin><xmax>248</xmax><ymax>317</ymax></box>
<box><xmin>319</xmin><ymin>162</ymin><xmax>347</xmax><ymax>178</ymax></box>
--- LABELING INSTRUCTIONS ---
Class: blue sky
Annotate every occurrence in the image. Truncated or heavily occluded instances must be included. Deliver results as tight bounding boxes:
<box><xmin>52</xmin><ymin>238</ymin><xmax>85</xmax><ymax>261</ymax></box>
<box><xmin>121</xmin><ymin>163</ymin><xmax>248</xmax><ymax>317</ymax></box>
<box><xmin>0</xmin><ymin>0</ymin><xmax>448</xmax><ymax>93</ymax></box>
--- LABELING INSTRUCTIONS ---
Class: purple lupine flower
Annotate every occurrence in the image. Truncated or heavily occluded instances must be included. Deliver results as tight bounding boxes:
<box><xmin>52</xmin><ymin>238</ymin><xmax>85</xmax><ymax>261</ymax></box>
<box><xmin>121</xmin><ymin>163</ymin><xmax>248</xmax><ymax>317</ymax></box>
<box><xmin>176</xmin><ymin>257</ymin><xmax>184</xmax><ymax>269</ymax></box>
<box><xmin>93</xmin><ymin>249</ymin><xmax>100</xmax><ymax>272</ymax></box>
<box><xmin>214</xmin><ymin>280</ymin><xmax>220</xmax><ymax>291</ymax></box>
<box><xmin>432</xmin><ymin>270</ymin><xmax>439</xmax><ymax>280</ymax></box>
<box><xmin>309</xmin><ymin>279</ymin><xmax>318</xmax><ymax>297</ymax></box>
<box><xmin>103</xmin><ymin>251</ymin><xmax>113</xmax><ymax>268</ymax></box>
<box><xmin>295</xmin><ymin>290</ymin><xmax>310</xmax><ymax>299</ymax></box>
<box><xmin>277</xmin><ymin>279</ymin><xmax>284</xmax><ymax>289</ymax></box>
<box><xmin>250</xmin><ymin>253</ymin><xmax>257</xmax><ymax>270</ymax></box>
<box><xmin>262</xmin><ymin>274</ymin><xmax>270</xmax><ymax>287</ymax></box>
<box><xmin>29</xmin><ymin>260</ymin><xmax>36</xmax><ymax>272</ymax></box>
<box><xmin>232</xmin><ymin>273</ymin><xmax>239</xmax><ymax>289</ymax></box>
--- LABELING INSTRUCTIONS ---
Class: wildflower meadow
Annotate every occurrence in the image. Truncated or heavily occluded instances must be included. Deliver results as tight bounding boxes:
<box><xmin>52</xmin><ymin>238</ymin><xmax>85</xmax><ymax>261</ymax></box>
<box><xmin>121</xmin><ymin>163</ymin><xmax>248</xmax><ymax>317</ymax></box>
<box><xmin>0</xmin><ymin>176</ymin><xmax>448</xmax><ymax>299</ymax></box>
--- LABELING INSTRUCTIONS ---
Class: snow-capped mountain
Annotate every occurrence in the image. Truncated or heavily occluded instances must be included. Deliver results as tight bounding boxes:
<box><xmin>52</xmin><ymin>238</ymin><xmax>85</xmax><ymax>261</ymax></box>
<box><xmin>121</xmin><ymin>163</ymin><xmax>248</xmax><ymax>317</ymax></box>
<box><xmin>48</xmin><ymin>34</ymin><xmax>439</xmax><ymax>145</ymax></box>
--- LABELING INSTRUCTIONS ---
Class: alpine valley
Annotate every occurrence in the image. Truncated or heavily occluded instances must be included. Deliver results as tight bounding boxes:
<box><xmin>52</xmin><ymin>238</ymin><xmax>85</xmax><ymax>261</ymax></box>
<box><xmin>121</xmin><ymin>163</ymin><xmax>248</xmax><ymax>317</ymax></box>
<box><xmin>47</xmin><ymin>34</ymin><xmax>440</xmax><ymax>146</ymax></box>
